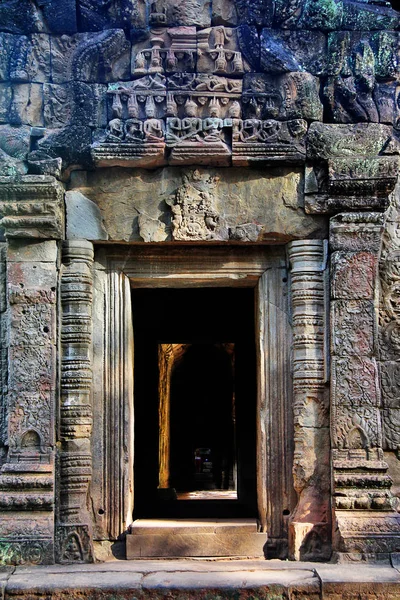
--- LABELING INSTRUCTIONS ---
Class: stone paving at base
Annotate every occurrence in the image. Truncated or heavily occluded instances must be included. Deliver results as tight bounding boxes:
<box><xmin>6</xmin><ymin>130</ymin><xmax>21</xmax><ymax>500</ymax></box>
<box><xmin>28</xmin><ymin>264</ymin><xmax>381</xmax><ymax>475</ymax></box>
<box><xmin>2</xmin><ymin>559</ymin><xmax>400</xmax><ymax>599</ymax></box>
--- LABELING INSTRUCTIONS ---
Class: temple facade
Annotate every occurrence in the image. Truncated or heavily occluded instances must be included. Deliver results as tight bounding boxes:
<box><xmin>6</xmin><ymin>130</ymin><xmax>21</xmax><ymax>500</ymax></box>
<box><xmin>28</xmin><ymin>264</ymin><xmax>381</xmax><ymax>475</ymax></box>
<box><xmin>0</xmin><ymin>0</ymin><xmax>400</xmax><ymax>565</ymax></box>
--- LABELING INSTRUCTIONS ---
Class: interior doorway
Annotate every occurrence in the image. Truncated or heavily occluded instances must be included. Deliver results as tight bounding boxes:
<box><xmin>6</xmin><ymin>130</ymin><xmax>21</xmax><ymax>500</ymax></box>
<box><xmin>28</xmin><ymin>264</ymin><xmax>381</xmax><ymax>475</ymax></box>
<box><xmin>132</xmin><ymin>287</ymin><xmax>257</xmax><ymax>519</ymax></box>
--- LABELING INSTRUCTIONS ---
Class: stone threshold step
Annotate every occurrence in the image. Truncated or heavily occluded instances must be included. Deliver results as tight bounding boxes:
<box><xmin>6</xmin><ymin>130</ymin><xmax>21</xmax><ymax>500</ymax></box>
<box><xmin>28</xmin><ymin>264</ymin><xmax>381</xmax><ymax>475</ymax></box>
<box><xmin>130</xmin><ymin>518</ymin><xmax>259</xmax><ymax>535</ymax></box>
<box><xmin>5</xmin><ymin>561</ymin><xmax>400</xmax><ymax>600</ymax></box>
<box><xmin>127</xmin><ymin>519</ymin><xmax>266</xmax><ymax>559</ymax></box>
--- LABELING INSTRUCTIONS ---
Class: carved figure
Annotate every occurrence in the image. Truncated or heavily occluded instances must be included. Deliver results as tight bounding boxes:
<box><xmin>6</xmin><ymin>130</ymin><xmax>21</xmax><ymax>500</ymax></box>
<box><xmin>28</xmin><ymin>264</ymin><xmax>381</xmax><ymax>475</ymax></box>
<box><xmin>62</xmin><ymin>533</ymin><xmax>83</xmax><ymax>562</ymax></box>
<box><xmin>124</xmin><ymin>119</ymin><xmax>144</xmax><ymax>142</ymax></box>
<box><xmin>203</xmin><ymin>100</ymin><xmax>224</xmax><ymax>141</ymax></box>
<box><xmin>144</xmin><ymin>118</ymin><xmax>164</xmax><ymax>142</ymax></box>
<box><xmin>106</xmin><ymin>118</ymin><xmax>124</xmax><ymax>142</ymax></box>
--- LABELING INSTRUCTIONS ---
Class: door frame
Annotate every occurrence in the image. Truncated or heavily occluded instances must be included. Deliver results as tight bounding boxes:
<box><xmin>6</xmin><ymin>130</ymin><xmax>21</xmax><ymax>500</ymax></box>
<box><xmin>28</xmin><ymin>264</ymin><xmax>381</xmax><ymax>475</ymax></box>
<box><xmin>90</xmin><ymin>244</ymin><xmax>294</xmax><ymax>546</ymax></box>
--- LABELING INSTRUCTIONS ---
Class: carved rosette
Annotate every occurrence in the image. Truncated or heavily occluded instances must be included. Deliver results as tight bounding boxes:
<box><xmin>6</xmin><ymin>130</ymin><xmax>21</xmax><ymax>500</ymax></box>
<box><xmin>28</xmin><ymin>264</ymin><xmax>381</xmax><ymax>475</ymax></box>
<box><xmin>287</xmin><ymin>240</ymin><xmax>331</xmax><ymax>561</ymax></box>
<box><xmin>330</xmin><ymin>212</ymin><xmax>400</xmax><ymax>561</ymax></box>
<box><xmin>57</xmin><ymin>240</ymin><xmax>94</xmax><ymax>564</ymax></box>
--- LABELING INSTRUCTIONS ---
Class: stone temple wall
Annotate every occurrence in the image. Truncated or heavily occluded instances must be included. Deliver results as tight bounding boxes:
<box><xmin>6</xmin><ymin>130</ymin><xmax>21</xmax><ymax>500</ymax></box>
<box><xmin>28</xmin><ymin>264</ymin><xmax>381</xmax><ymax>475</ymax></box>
<box><xmin>0</xmin><ymin>0</ymin><xmax>399</xmax><ymax>566</ymax></box>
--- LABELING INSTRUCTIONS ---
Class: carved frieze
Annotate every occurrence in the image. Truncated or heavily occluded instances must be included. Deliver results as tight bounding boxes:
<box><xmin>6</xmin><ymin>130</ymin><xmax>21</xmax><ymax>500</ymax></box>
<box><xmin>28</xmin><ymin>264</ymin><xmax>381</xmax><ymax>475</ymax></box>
<box><xmin>331</xmin><ymin>252</ymin><xmax>376</xmax><ymax>300</ymax></box>
<box><xmin>56</xmin><ymin>525</ymin><xmax>93</xmax><ymax>564</ymax></box>
<box><xmin>329</xmin><ymin>213</ymin><xmax>384</xmax><ymax>253</ymax></box>
<box><xmin>147</xmin><ymin>0</ymin><xmax>211</xmax><ymax>28</ymax></box>
<box><xmin>330</xmin><ymin>211</ymin><xmax>399</xmax><ymax>558</ymax></box>
<box><xmin>232</xmin><ymin>118</ymin><xmax>307</xmax><ymax>165</ymax></box>
<box><xmin>131</xmin><ymin>27</ymin><xmax>197</xmax><ymax>77</ymax></box>
<box><xmin>334</xmin><ymin>511</ymin><xmax>400</xmax><ymax>556</ymax></box>
<box><xmin>197</xmin><ymin>27</ymin><xmax>251</xmax><ymax>76</ymax></box>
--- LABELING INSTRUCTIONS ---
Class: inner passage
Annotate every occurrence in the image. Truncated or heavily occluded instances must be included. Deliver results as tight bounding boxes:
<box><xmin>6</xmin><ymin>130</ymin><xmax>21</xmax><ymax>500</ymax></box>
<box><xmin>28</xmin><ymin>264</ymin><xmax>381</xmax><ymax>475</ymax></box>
<box><xmin>160</xmin><ymin>343</ymin><xmax>237</xmax><ymax>500</ymax></box>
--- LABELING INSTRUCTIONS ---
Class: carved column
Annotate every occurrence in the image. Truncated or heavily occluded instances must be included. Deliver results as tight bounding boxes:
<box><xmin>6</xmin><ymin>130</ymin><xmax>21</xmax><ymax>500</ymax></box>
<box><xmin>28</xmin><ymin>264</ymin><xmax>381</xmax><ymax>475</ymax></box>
<box><xmin>0</xmin><ymin>175</ymin><xmax>63</xmax><ymax>566</ymax></box>
<box><xmin>57</xmin><ymin>240</ymin><xmax>94</xmax><ymax>563</ymax></box>
<box><xmin>330</xmin><ymin>212</ymin><xmax>400</xmax><ymax>561</ymax></box>
<box><xmin>287</xmin><ymin>240</ymin><xmax>331</xmax><ymax>561</ymax></box>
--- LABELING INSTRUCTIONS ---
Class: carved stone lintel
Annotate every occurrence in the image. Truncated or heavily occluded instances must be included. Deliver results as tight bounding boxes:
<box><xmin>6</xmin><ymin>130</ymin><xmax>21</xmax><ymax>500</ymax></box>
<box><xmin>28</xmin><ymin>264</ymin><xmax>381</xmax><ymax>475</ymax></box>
<box><xmin>0</xmin><ymin>176</ymin><xmax>64</xmax><ymax>239</ymax></box>
<box><xmin>287</xmin><ymin>240</ymin><xmax>331</xmax><ymax>562</ymax></box>
<box><xmin>57</xmin><ymin>240</ymin><xmax>94</xmax><ymax>564</ymax></box>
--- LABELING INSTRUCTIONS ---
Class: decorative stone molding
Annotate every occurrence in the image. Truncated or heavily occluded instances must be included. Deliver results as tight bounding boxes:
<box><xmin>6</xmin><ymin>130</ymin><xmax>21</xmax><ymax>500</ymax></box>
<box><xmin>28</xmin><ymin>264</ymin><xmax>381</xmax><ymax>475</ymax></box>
<box><xmin>0</xmin><ymin>176</ymin><xmax>64</xmax><ymax>239</ymax></box>
<box><xmin>330</xmin><ymin>212</ymin><xmax>400</xmax><ymax>561</ymax></box>
<box><xmin>287</xmin><ymin>240</ymin><xmax>331</xmax><ymax>562</ymax></box>
<box><xmin>57</xmin><ymin>240</ymin><xmax>94</xmax><ymax>564</ymax></box>
<box><xmin>305</xmin><ymin>124</ymin><xmax>400</xmax><ymax>215</ymax></box>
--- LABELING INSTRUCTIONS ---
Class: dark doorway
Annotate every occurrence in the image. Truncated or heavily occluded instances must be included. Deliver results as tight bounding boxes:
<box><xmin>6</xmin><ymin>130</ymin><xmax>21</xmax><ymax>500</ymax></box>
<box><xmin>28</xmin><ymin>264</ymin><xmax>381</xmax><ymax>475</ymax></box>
<box><xmin>132</xmin><ymin>287</ymin><xmax>257</xmax><ymax>519</ymax></box>
<box><xmin>169</xmin><ymin>343</ymin><xmax>236</xmax><ymax>497</ymax></box>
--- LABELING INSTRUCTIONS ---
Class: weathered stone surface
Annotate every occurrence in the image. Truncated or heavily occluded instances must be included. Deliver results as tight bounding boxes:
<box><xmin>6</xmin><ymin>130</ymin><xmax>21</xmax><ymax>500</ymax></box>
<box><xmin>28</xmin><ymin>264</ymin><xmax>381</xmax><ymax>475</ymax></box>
<box><xmin>331</xmin><ymin>300</ymin><xmax>375</xmax><ymax>357</ymax></box>
<box><xmin>32</xmin><ymin>126</ymin><xmax>93</xmax><ymax>174</ymax></box>
<box><xmin>0</xmin><ymin>175</ymin><xmax>64</xmax><ymax>239</ymax></box>
<box><xmin>331</xmin><ymin>252</ymin><xmax>376</xmax><ymax>299</ymax></box>
<box><xmin>77</xmin><ymin>0</ymin><xmax>145</xmax><ymax>32</ymax></box>
<box><xmin>69</xmin><ymin>167</ymin><xmax>326</xmax><ymax>243</ymax></box>
<box><xmin>0</xmin><ymin>125</ymin><xmax>30</xmax><ymax>177</ymax></box>
<box><xmin>8</xmin><ymin>84</ymin><xmax>44</xmax><ymax>127</ymax></box>
<box><xmin>127</xmin><ymin>532</ymin><xmax>267</xmax><ymax>558</ymax></box>
<box><xmin>65</xmin><ymin>191</ymin><xmax>108</xmax><ymax>241</ymax></box>
<box><xmin>0</xmin><ymin>1</ymin><xmax>46</xmax><ymax>34</ymax></box>
<box><xmin>243</xmin><ymin>72</ymin><xmax>323</xmax><ymax>121</ymax></box>
<box><xmin>147</xmin><ymin>0</ymin><xmax>211</xmax><ymax>28</ymax></box>
<box><xmin>307</xmin><ymin>123</ymin><xmax>396</xmax><ymax>160</ymax></box>
<box><xmin>7</xmin><ymin>240</ymin><xmax>58</xmax><ymax>263</ymax></box>
<box><xmin>260</xmin><ymin>30</ymin><xmax>327</xmax><ymax>75</ymax></box>
<box><xmin>235</xmin><ymin>0</ymin><xmax>274</xmax><ymax>27</ymax></box>
<box><xmin>330</xmin><ymin>213</ymin><xmax>384</xmax><ymax>253</ymax></box>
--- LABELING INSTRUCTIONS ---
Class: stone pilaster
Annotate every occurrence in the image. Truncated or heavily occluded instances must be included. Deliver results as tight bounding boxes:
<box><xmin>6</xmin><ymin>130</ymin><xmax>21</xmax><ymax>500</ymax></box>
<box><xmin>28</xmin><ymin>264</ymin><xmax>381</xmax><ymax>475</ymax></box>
<box><xmin>0</xmin><ymin>175</ymin><xmax>63</xmax><ymax>566</ymax></box>
<box><xmin>57</xmin><ymin>240</ymin><xmax>94</xmax><ymax>564</ymax></box>
<box><xmin>0</xmin><ymin>239</ymin><xmax>58</xmax><ymax>565</ymax></box>
<box><xmin>330</xmin><ymin>212</ymin><xmax>400</xmax><ymax>561</ymax></box>
<box><xmin>287</xmin><ymin>240</ymin><xmax>331</xmax><ymax>561</ymax></box>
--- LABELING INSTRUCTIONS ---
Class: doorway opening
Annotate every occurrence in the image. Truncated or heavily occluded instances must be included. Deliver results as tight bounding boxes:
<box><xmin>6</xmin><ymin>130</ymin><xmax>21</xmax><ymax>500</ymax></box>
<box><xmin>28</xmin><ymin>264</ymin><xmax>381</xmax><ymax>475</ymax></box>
<box><xmin>132</xmin><ymin>287</ymin><xmax>257</xmax><ymax>519</ymax></box>
<box><xmin>160</xmin><ymin>342</ymin><xmax>237</xmax><ymax>500</ymax></box>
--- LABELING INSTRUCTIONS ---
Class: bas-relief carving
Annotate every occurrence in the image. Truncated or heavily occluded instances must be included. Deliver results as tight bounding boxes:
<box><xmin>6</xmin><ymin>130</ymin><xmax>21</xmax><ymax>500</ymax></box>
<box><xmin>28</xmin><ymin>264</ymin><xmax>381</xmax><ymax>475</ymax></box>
<box><xmin>330</xmin><ymin>212</ymin><xmax>400</xmax><ymax>559</ymax></box>
<box><xmin>166</xmin><ymin>172</ymin><xmax>228</xmax><ymax>240</ymax></box>
<box><xmin>324</xmin><ymin>31</ymin><xmax>400</xmax><ymax>126</ymax></box>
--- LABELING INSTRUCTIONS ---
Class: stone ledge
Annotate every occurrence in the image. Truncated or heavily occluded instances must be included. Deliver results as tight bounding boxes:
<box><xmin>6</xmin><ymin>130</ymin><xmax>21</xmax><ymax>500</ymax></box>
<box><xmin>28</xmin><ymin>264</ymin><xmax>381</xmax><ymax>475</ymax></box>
<box><xmin>3</xmin><ymin>560</ymin><xmax>400</xmax><ymax>600</ymax></box>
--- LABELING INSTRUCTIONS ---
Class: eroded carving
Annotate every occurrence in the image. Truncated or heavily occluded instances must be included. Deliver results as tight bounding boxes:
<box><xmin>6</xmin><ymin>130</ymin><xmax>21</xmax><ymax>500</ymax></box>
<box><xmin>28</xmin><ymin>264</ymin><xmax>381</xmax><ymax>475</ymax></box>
<box><xmin>167</xmin><ymin>170</ymin><xmax>228</xmax><ymax>240</ymax></box>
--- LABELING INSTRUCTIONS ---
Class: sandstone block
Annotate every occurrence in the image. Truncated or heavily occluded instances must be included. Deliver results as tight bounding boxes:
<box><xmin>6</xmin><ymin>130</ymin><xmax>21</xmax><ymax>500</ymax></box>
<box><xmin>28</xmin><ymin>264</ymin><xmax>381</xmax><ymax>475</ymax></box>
<box><xmin>65</xmin><ymin>191</ymin><xmax>108</xmax><ymax>241</ymax></box>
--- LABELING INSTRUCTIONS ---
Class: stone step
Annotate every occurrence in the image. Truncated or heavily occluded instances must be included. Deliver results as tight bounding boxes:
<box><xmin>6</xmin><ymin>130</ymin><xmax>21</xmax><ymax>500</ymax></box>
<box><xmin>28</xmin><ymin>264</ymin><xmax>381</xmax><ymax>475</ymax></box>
<box><xmin>127</xmin><ymin>519</ymin><xmax>266</xmax><ymax>559</ymax></box>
